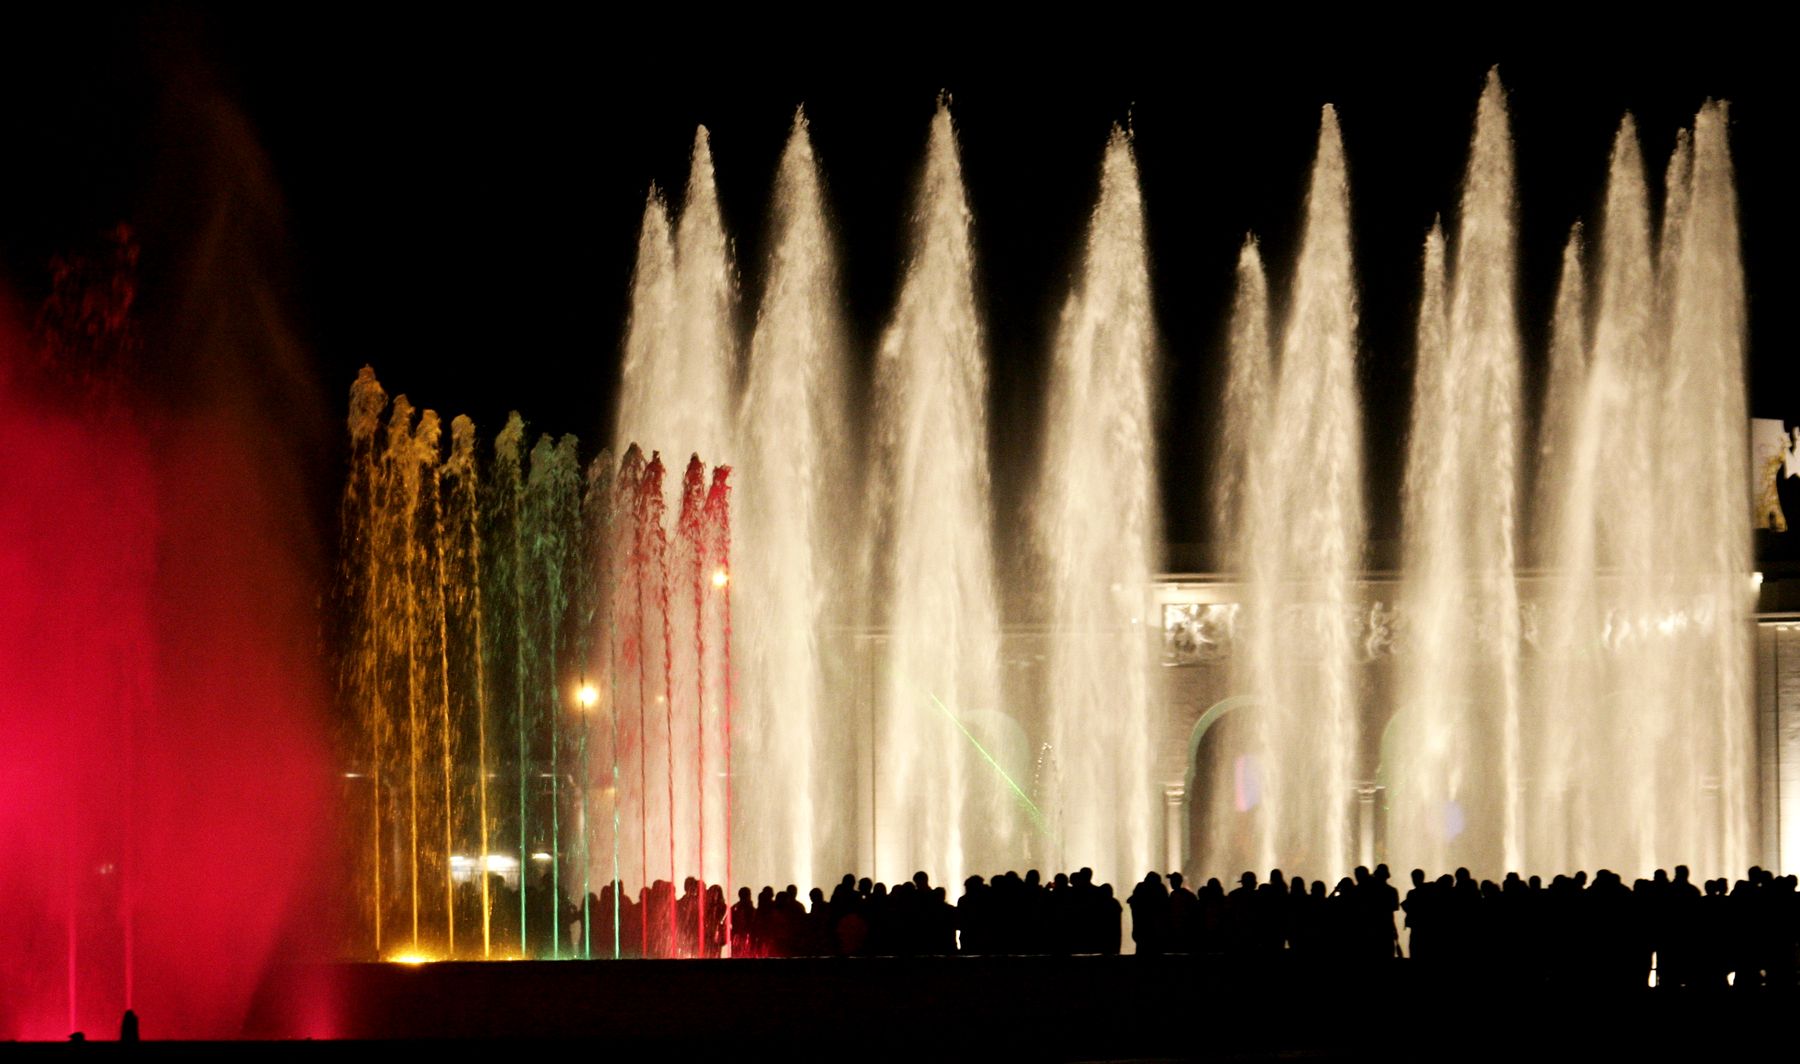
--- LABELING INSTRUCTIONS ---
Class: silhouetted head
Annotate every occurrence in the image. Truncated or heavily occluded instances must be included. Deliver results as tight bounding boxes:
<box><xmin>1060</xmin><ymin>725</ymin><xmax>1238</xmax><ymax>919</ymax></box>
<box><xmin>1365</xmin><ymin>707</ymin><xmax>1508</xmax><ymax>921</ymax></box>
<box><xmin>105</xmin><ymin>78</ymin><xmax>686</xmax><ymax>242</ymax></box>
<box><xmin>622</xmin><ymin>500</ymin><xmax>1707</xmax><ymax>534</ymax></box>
<box><xmin>1169</xmin><ymin>872</ymin><xmax>1183</xmax><ymax>889</ymax></box>
<box><xmin>1654</xmin><ymin>869</ymin><xmax>1669</xmax><ymax>885</ymax></box>
<box><xmin>1026</xmin><ymin>869</ymin><xmax>1041</xmax><ymax>887</ymax></box>
<box><xmin>965</xmin><ymin>875</ymin><xmax>983</xmax><ymax>890</ymax></box>
<box><xmin>1411</xmin><ymin>868</ymin><xmax>1426</xmax><ymax>888</ymax></box>
<box><xmin>684</xmin><ymin>876</ymin><xmax>699</xmax><ymax>893</ymax></box>
<box><xmin>738</xmin><ymin>887</ymin><xmax>751</xmax><ymax>902</ymax></box>
<box><xmin>1290</xmin><ymin>876</ymin><xmax>1305</xmax><ymax>895</ymax></box>
<box><xmin>1145</xmin><ymin>871</ymin><xmax>1162</xmax><ymax>887</ymax></box>
<box><xmin>842</xmin><ymin>873</ymin><xmax>856</xmax><ymax>888</ymax></box>
<box><xmin>1674</xmin><ymin>865</ymin><xmax>1691</xmax><ymax>884</ymax></box>
<box><xmin>1528</xmin><ymin>875</ymin><xmax>1542</xmax><ymax>891</ymax></box>
<box><xmin>1269</xmin><ymin>869</ymin><xmax>1285</xmax><ymax>888</ymax></box>
<box><xmin>858</xmin><ymin>877</ymin><xmax>872</xmax><ymax>894</ymax></box>
<box><xmin>1239</xmin><ymin>872</ymin><xmax>1257</xmax><ymax>889</ymax></box>
<box><xmin>1054</xmin><ymin>873</ymin><xmax>1069</xmax><ymax>889</ymax></box>
<box><xmin>913</xmin><ymin>871</ymin><xmax>930</xmax><ymax>890</ymax></box>
<box><xmin>1354</xmin><ymin>866</ymin><xmax>1370</xmax><ymax>884</ymax></box>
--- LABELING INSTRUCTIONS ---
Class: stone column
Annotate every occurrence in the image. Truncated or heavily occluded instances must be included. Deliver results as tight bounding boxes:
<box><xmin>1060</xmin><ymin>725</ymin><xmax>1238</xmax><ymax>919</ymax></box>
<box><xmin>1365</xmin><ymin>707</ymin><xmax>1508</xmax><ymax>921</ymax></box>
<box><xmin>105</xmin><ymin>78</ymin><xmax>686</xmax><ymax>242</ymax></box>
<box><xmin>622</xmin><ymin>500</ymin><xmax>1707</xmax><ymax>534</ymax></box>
<box><xmin>1164</xmin><ymin>783</ymin><xmax>1186</xmax><ymax>873</ymax></box>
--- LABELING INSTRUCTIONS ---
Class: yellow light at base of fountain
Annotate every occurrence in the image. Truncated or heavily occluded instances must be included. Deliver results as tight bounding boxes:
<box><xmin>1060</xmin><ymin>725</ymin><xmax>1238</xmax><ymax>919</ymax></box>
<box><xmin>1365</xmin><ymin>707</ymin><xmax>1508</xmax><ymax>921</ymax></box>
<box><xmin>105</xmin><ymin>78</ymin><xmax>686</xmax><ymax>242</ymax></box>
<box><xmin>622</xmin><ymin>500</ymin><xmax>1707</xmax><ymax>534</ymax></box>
<box><xmin>711</xmin><ymin>567</ymin><xmax>729</xmax><ymax>588</ymax></box>
<box><xmin>388</xmin><ymin>952</ymin><xmax>434</xmax><ymax>965</ymax></box>
<box><xmin>576</xmin><ymin>683</ymin><xmax>600</xmax><ymax>709</ymax></box>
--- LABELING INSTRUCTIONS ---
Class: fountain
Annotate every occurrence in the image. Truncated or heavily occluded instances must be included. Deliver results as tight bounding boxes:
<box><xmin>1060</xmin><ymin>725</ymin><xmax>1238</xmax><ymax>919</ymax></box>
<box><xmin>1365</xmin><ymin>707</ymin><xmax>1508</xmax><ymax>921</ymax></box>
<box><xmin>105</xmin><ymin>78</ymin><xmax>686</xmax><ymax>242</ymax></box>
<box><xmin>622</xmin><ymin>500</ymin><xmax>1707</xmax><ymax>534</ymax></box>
<box><xmin>1206</xmin><ymin>106</ymin><xmax>1366</xmax><ymax>879</ymax></box>
<box><xmin>1</xmin><ymin>84</ymin><xmax>1760</xmax><ymax>1039</ymax></box>
<box><xmin>331</xmin><ymin>81</ymin><xmax>1760</xmax><ymax>954</ymax></box>
<box><xmin>1035</xmin><ymin>126</ymin><xmax>1160</xmax><ymax>891</ymax></box>
<box><xmin>341</xmin><ymin>367</ymin><xmax>736</xmax><ymax>960</ymax></box>
<box><xmin>3</xmin><ymin>233</ymin><xmax>336</xmax><ymax>1038</ymax></box>
<box><xmin>735</xmin><ymin>109</ymin><xmax>852</xmax><ymax>895</ymax></box>
<box><xmin>1387</xmin><ymin>73</ymin><xmax>1525</xmax><ymax>876</ymax></box>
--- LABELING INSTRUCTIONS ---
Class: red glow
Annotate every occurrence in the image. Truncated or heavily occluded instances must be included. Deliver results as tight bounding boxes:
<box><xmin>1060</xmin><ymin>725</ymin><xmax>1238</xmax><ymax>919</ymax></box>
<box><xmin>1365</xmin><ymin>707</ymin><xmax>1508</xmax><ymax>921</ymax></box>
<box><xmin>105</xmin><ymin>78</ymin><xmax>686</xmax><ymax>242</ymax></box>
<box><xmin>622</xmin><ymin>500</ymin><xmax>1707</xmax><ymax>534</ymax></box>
<box><xmin>0</xmin><ymin>296</ymin><xmax>337</xmax><ymax>1038</ymax></box>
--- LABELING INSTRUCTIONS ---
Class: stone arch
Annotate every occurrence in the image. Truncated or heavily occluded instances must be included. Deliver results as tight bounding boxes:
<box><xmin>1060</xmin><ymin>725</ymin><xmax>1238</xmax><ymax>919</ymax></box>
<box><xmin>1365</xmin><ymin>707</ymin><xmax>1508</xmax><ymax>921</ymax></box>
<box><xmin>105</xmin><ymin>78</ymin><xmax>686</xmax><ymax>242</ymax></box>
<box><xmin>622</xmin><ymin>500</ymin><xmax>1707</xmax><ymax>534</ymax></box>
<box><xmin>1179</xmin><ymin>694</ymin><xmax>1256</xmax><ymax>873</ymax></box>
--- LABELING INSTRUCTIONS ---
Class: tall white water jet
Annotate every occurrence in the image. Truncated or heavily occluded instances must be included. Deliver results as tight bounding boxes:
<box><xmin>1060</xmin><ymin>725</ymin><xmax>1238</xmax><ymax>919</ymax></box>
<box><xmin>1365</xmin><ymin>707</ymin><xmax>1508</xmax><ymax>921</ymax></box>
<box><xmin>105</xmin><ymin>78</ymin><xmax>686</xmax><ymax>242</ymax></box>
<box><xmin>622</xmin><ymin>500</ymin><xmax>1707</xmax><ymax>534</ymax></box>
<box><xmin>668</xmin><ymin>130</ymin><xmax>737</xmax><ymax>897</ymax></box>
<box><xmin>1204</xmin><ymin>238</ymin><xmax>1273</xmax><ymax>877</ymax></box>
<box><xmin>615</xmin><ymin>127</ymin><xmax>737</xmax><ymax>467</ymax></box>
<box><xmin>1655</xmin><ymin>102</ymin><xmax>1753</xmax><ymax>876</ymax></box>
<box><xmin>612</xmin><ymin>130</ymin><xmax>737</xmax><ymax>902</ymax></box>
<box><xmin>736</xmin><ymin>110</ymin><xmax>849</xmax><ymax>894</ymax></box>
<box><xmin>615</xmin><ymin>192</ymin><xmax>679</xmax><ymax>458</ymax></box>
<box><xmin>870</xmin><ymin>101</ymin><xmax>1004</xmax><ymax>888</ymax></box>
<box><xmin>1390</xmin><ymin>223</ymin><xmax>1458</xmax><ymax>874</ymax></box>
<box><xmin>1245</xmin><ymin>107</ymin><xmax>1364</xmax><ymax>877</ymax></box>
<box><xmin>673</xmin><ymin>128</ymin><xmax>739</xmax><ymax>467</ymax></box>
<box><xmin>1529</xmin><ymin>225</ymin><xmax>1587</xmax><ymax>867</ymax></box>
<box><xmin>1533</xmin><ymin>225</ymin><xmax>1587</xmax><ymax>561</ymax></box>
<box><xmin>1391</xmin><ymin>73</ymin><xmax>1524</xmax><ymax>876</ymax></box>
<box><xmin>1592</xmin><ymin>117</ymin><xmax>1659</xmax><ymax>874</ymax></box>
<box><xmin>1035</xmin><ymin>127</ymin><xmax>1158</xmax><ymax>890</ymax></box>
<box><xmin>1214</xmin><ymin>237</ymin><xmax>1272</xmax><ymax>558</ymax></box>
<box><xmin>1547</xmin><ymin>117</ymin><xmax>1658</xmax><ymax>873</ymax></box>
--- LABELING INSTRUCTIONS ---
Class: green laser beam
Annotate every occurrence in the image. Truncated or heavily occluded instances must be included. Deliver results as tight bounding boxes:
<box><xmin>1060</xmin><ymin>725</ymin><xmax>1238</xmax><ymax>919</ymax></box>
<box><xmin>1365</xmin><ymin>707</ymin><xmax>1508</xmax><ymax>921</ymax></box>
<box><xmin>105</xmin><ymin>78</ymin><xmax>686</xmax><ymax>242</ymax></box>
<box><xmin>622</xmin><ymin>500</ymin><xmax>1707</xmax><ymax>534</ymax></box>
<box><xmin>925</xmin><ymin>692</ymin><xmax>1048</xmax><ymax>835</ymax></box>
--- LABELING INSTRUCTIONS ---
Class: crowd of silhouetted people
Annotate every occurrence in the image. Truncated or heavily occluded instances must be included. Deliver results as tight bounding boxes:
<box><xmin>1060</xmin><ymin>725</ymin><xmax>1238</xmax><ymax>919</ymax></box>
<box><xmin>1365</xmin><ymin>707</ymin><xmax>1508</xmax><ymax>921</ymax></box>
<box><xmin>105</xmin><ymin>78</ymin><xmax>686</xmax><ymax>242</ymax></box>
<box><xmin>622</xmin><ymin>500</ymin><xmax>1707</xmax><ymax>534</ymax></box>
<box><xmin>1118</xmin><ymin>863</ymin><xmax>1800</xmax><ymax>986</ymax></box>
<box><xmin>504</xmin><ymin>862</ymin><xmax>1800</xmax><ymax>987</ymax></box>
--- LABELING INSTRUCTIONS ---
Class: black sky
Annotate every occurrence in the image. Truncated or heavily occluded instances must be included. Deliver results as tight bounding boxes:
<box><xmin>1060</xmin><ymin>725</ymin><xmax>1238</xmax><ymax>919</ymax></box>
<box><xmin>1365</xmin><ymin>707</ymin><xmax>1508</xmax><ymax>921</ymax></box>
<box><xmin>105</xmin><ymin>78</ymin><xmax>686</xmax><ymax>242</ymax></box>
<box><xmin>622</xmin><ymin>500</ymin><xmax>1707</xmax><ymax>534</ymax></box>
<box><xmin>1</xmin><ymin>10</ymin><xmax>1788</xmax><ymax>562</ymax></box>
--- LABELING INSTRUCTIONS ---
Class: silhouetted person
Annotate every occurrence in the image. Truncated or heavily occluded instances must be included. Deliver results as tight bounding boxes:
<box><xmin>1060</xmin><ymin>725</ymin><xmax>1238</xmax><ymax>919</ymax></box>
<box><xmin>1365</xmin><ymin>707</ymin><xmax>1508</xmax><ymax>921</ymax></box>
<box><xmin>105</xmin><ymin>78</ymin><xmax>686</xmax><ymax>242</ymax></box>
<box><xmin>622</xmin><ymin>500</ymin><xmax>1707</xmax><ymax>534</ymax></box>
<box><xmin>1370</xmin><ymin>864</ymin><xmax>1400</xmax><ymax>960</ymax></box>
<box><xmin>958</xmin><ymin>876</ymin><xmax>988</xmax><ymax>954</ymax></box>
<box><xmin>1099</xmin><ymin>883</ymin><xmax>1122</xmax><ymax>954</ymax></box>
<box><xmin>705</xmin><ymin>884</ymin><xmax>727</xmax><ymax>957</ymax></box>
<box><xmin>1128</xmin><ymin>872</ymin><xmax>1171</xmax><ymax>955</ymax></box>
<box><xmin>1168</xmin><ymin>872</ymin><xmax>1198</xmax><ymax>953</ymax></box>
<box><xmin>731</xmin><ymin>887</ymin><xmax>756</xmax><ymax>957</ymax></box>
<box><xmin>120</xmin><ymin>1009</ymin><xmax>138</xmax><ymax>1043</ymax></box>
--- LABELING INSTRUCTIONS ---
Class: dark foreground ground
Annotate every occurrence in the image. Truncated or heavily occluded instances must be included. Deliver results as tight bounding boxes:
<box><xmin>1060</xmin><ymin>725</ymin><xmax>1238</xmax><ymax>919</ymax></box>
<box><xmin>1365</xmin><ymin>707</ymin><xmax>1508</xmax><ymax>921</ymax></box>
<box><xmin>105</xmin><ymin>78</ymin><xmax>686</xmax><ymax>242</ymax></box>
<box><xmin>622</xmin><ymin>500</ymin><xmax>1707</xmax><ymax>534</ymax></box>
<box><xmin>5</xmin><ymin>956</ymin><xmax>1796</xmax><ymax>1060</ymax></box>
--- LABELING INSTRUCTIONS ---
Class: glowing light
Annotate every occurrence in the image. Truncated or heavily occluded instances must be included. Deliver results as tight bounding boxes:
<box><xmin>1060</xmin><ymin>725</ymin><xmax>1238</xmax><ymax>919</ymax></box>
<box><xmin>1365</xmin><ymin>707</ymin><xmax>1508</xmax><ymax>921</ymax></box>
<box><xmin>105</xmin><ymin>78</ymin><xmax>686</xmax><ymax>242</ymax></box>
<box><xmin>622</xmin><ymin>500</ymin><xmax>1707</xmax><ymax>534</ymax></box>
<box><xmin>483</xmin><ymin>855</ymin><xmax>517</xmax><ymax>872</ymax></box>
<box><xmin>711</xmin><ymin>567</ymin><xmax>729</xmax><ymax>588</ymax></box>
<box><xmin>531</xmin><ymin>851</ymin><xmax>553</xmax><ymax>862</ymax></box>
<box><xmin>389</xmin><ymin>953</ymin><xmax>433</xmax><ymax>965</ymax></box>
<box><xmin>576</xmin><ymin>683</ymin><xmax>600</xmax><ymax>709</ymax></box>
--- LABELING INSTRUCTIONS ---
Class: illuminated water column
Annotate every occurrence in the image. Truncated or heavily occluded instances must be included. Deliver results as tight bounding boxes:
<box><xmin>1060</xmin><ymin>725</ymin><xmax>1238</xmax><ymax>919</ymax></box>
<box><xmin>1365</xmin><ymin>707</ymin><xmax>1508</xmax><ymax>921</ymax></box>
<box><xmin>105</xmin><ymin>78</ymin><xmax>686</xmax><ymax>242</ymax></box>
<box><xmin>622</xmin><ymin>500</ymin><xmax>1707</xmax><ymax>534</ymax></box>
<box><xmin>1391</xmin><ymin>72</ymin><xmax>1523</xmax><ymax>877</ymax></box>
<box><xmin>1037</xmin><ymin>126</ymin><xmax>1158</xmax><ymax>891</ymax></box>
<box><xmin>737</xmin><ymin>109</ymin><xmax>850</xmax><ymax>895</ymax></box>
<box><xmin>1246</xmin><ymin>106</ymin><xmax>1364</xmax><ymax>878</ymax></box>
<box><xmin>870</xmin><ymin>100</ymin><xmax>1005</xmax><ymax>888</ymax></box>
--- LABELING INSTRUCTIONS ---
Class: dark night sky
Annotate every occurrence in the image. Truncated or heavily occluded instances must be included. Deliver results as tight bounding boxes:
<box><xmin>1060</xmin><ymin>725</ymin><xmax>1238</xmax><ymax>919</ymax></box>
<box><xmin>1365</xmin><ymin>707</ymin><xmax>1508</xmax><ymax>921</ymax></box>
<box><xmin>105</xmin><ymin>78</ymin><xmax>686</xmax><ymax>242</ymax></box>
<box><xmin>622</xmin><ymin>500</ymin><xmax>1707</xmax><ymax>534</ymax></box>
<box><xmin>1</xmin><ymin>10</ymin><xmax>1789</xmax><ymax>564</ymax></box>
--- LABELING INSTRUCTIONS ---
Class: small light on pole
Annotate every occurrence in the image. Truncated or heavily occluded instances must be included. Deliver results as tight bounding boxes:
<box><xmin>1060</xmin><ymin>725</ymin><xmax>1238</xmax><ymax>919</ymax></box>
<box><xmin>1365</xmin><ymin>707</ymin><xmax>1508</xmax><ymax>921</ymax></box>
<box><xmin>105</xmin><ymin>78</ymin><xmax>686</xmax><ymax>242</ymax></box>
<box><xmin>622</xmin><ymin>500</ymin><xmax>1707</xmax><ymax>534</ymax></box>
<box><xmin>711</xmin><ymin>567</ymin><xmax>729</xmax><ymax>589</ymax></box>
<box><xmin>576</xmin><ymin>682</ymin><xmax>600</xmax><ymax>710</ymax></box>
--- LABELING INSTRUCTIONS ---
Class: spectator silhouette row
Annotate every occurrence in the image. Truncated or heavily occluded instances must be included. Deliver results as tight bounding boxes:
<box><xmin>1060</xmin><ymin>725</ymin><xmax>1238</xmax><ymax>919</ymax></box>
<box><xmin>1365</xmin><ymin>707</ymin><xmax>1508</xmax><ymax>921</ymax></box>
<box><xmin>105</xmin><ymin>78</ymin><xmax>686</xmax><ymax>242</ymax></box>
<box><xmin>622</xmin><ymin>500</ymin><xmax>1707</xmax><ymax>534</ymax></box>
<box><xmin>475</xmin><ymin>861</ymin><xmax>1800</xmax><ymax>985</ymax></box>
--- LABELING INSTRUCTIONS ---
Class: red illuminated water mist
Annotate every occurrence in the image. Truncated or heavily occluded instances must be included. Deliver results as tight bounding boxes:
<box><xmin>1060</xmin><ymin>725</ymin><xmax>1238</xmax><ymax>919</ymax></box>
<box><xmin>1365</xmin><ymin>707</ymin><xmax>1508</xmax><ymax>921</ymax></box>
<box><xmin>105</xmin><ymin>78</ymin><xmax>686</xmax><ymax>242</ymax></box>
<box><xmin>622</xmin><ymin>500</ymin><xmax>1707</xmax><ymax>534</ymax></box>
<box><xmin>0</xmin><ymin>271</ymin><xmax>337</xmax><ymax>1039</ymax></box>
